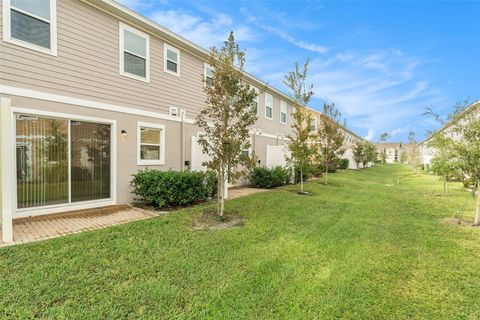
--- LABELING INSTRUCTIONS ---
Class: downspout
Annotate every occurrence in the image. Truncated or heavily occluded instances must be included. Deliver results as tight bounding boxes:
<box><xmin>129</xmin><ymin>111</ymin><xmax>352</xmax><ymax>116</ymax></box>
<box><xmin>180</xmin><ymin>110</ymin><xmax>185</xmax><ymax>170</ymax></box>
<box><xmin>1</xmin><ymin>97</ymin><xmax>14</xmax><ymax>243</ymax></box>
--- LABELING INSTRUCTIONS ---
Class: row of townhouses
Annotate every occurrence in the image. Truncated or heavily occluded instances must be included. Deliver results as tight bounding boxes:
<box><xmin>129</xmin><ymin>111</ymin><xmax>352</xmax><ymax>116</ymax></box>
<box><xmin>417</xmin><ymin>100</ymin><xmax>480</xmax><ymax>166</ymax></box>
<box><xmin>0</xmin><ymin>0</ymin><xmax>364</xmax><ymax>242</ymax></box>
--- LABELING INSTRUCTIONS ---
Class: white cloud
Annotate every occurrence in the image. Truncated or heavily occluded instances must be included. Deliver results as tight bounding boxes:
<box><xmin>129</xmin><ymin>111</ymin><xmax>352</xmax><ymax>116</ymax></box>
<box><xmin>148</xmin><ymin>9</ymin><xmax>255</xmax><ymax>49</ymax></box>
<box><xmin>365</xmin><ymin>129</ymin><xmax>375</xmax><ymax>141</ymax></box>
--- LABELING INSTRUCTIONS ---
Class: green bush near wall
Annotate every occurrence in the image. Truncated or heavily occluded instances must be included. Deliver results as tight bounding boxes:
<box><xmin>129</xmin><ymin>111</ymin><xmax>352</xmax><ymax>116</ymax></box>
<box><xmin>131</xmin><ymin>169</ymin><xmax>217</xmax><ymax>208</ymax></box>
<box><xmin>340</xmin><ymin>158</ymin><xmax>349</xmax><ymax>170</ymax></box>
<box><xmin>250</xmin><ymin>166</ymin><xmax>291</xmax><ymax>188</ymax></box>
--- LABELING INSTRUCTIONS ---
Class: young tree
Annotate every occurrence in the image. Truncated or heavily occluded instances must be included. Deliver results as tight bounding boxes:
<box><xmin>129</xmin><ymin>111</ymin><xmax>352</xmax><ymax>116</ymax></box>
<box><xmin>379</xmin><ymin>132</ymin><xmax>390</xmax><ymax>163</ymax></box>
<box><xmin>317</xmin><ymin>103</ymin><xmax>346</xmax><ymax>184</ymax></box>
<box><xmin>406</xmin><ymin>131</ymin><xmax>421</xmax><ymax>172</ymax></box>
<box><xmin>352</xmin><ymin>142</ymin><xmax>364</xmax><ymax>170</ymax></box>
<box><xmin>365</xmin><ymin>142</ymin><xmax>377</xmax><ymax>166</ymax></box>
<box><xmin>429</xmin><ymin>135</ymin><xmax>458</xmax><ymax>196</ymax></box>
<box><xmin>195</xmin><ymin>32</ymin><xmax>257</xmax><ymax>216</ymax></box>
<box><xmin>284</xmin><ymin>60</ymin><xmax>317</xmax><ymax>194</ymax></box>
<box><xmin>454</xmin><ymin>112</ymin><xmax>480</xmax><ymax>224</ymax></box>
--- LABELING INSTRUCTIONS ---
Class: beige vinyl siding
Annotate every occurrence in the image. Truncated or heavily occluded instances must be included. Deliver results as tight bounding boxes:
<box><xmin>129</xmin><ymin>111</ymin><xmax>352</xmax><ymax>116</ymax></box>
<box><xmin>0</xmin><ymin>0</ymin><xmax>295</xmax><ymax>138</ymax></box>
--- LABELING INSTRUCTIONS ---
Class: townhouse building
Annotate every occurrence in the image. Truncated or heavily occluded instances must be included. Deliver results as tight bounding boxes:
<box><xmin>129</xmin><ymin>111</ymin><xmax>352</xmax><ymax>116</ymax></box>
<box><xmin>417</xmin><ymin>100</ymin><xmax>480</xmax><ymax>167</ymax></box>
<box><xmin>0</xmin><ymin>0</ymin><xmax>364</xmax><ymax>242</ymax></box>
<box><xmin>375</xmin><ymin>142</ymin><xmax>403</xmax><ymax>163</ymax></box>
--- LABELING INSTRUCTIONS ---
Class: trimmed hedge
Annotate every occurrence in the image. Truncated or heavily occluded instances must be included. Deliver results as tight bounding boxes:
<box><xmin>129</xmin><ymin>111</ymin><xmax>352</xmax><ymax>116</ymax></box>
<box><xmin>131</xmin><ymin>169</ymin><xmax>217</xmax><ymax>208</ymax></box>
<box><xmin>250</xmin><ymin>166</ymin><xmax>291</xmax><ymax>188</ymax></box>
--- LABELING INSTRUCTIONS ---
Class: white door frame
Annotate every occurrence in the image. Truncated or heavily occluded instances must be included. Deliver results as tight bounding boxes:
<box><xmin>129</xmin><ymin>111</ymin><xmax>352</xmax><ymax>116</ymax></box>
<box><xmin>10</xmin><ymin>107</ymin><xmax>117</xmax><ymax>219</ymax></box>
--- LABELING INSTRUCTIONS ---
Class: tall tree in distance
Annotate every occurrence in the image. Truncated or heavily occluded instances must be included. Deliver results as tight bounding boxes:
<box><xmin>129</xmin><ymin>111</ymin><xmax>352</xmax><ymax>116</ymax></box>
<box><xmin>317</xmin><ymin>103</ymin><xmax>346</xmax><ymax>184</ymax></box>
<box><xmin>284</xmin><ymin>60</ymin><xmax>317</xmax><ymax>194</ymax></box>
<box><xmin>196</xmin><ymin>32</ymin><xmax>258</xmax><ymax>217</ymax></box>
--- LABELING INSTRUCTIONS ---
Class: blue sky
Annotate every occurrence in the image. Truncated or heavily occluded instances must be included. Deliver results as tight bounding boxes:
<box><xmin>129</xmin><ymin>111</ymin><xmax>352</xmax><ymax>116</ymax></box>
<box><xmin>119</xmin><ymin>0</ymin><xmax>480</xmax><ymax>142</ymax></box>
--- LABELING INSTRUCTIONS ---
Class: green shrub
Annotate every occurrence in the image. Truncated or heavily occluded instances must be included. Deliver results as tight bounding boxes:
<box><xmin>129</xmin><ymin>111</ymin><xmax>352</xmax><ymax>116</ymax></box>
<box><xmin>250</xmin><ymin>166</ymin><xmax>290</xmax><ymax>188</ymax></box>
<box><xmin>340</xmin><ymin>158</ymin><xmax>349</xmax><ymax>170</ymax></box>
<box><xmin>131</xmin><ymin>169</ymin><xmax>218</xmax><ymax>208</ymax></box>
<box><xmin>294</xmin><ymin>165</ymin><xmax>314</xmax><ymax>183</ymax></box>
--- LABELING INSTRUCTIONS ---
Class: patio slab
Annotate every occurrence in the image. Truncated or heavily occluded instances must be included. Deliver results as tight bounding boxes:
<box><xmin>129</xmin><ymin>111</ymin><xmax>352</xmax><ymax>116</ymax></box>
<box><xmin>0</xmin><ymin>205</ymin><xmax>158</xmax><ymax>247</ymax></box>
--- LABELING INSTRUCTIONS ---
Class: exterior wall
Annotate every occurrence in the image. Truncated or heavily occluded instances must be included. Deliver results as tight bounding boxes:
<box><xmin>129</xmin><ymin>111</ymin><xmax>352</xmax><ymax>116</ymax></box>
<box><xmin>0</xmin><ymin>0</ymin><xmax>294</xmax><ymax>139</ymax></box>
<box><xmin>2</xmin><ymin>94</ymin><xmax>289</xmax><ymax>214</ymax></box>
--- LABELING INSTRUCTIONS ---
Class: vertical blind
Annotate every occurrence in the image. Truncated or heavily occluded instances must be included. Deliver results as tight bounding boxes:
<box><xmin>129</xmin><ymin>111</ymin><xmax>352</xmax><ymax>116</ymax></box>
<box><xmin>16</xmin><ymin>115</ymin><xmax>111</xmax><ymax>209</ymax></box>
<box><xmin>16</xmin><ymin>115</ymin><xmax>69</xmax><ymax>209</ymax></box>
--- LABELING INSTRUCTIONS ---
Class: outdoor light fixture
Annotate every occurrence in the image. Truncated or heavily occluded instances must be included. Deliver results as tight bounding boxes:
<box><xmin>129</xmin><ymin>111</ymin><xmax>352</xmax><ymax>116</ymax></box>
<box><xmin>121</xmin><ymin>130</ymin><xmax>127</xmax><ymax>137</ymax></box>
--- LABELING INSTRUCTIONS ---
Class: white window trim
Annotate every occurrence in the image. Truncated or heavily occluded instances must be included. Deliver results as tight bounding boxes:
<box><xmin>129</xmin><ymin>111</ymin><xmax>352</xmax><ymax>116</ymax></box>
<box><xmin>265</xmin><ymin>93</ymin><xmax>273</xmax><ymax>120</ymax></box>
<box><xmin>2</xmin><ymin>0</ymin><xmax>57</xmax><ymax>56</ymax></box>
<box><xmin>119</xmin><ymin>22</ymin><xmax>150</xmax><ymax>82</ymax></box>
<box><xmin>203</xmin><ymin>62</ymin><xmax>213</xmax><ymax>85</ymax></box>
<box><xmin>164</xmin><ymin>43</ymin><xmax>181</xmax><ymax>77</ymax></box>
<box><xmin>280</xmin><ymin>100</ymin><xmax>287</xmax><ymax>124</ymax></box>
<box><xmin>137</xmin><ymin>121</ymin><xmax>165</xmax><ymax>166</ymax></box>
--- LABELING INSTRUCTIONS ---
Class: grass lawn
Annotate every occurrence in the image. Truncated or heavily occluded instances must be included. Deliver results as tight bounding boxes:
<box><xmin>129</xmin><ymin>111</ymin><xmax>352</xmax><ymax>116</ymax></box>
<box><xmin>1</xmin><ymin>165</ymin><xmax>480</xmax><ymax>319</ymax></box>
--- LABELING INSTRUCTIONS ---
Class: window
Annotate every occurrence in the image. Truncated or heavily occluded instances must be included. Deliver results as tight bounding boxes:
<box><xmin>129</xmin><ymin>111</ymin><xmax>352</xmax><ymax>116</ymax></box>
<box><xmin>204</xmin><ymin>63</ymin><xmax>213</xmax><ymax>86</ymax></box>
<box><xmin>251</xmin><ymin>86</ymin><xmax>259</xmax><ymax>114</ymax></box>
<box><xmin>137</xmin><ymin>122</ymin><xmax>165</xmax><ymax>165</ymax></box>
<box><xmin>280</xmin><ymin>101</ymin><xmax>287</xmax><ymax>124</ymax></box>
<box><xmin>310</xmin><ymin>118</ymin><xmax>317</xmax><ymax>132</ymax></box>
<box><xmin>3</xmin><ymin>0</ymin><xmax>57</xmax><ymax>55</ymax></box>
<box><xmin>164</xmin><ymin>44</ymin><xmax>180</xmax><ymax>76</ymax></box>
<box><xmin>265</xmin><ymin>93</ymin><xmax>273</xmax><ymax>120</ymax></box>
<box><xmin>120</xmin><ymin>23</ymin><xmax>149</xmax><ymax>81</ymax></box>
<box><xmin>240</xmin><ymin>138</ymin><xmax>252</xmax><ymax>157</ymax></box>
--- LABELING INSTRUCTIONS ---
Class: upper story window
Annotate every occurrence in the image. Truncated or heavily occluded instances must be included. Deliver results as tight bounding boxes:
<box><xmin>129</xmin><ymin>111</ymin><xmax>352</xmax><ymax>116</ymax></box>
<box><xmin>265</xmin><ymin>93</ymin><xmax>273</xmax><ymax>120</ymax></box>
<box><xmin>309</xmin><ymin>118</ymin><xmax>317</xmax><ymax>132</ymax></box>
<box><xmin>164</xmin><ymin>44</ymin><xmax>180</xmax><ymax>76</ymax></box>
<box><xmin>251</xmin><ymin>87</ymin><xmax>259</xmax><ymax>114</ymax></box>
<box><xmin>280</xmin><ymin>101</ymin><xmax>287</xmax><ymax>124</ymax></box>
<box><xmin>137</xmin><ymin>122</ymin><xmax>165</xmax><ymax>165</ymax></box>
<box><xmin>204</xmin><ymin>63</ymin><xmax>213</xmax><ymax>86</ymax></box>
<box><xmin>119</xmin><ymin>23</ymin><xmax>149</xmax><ymax>82</ymax></box>
<box><xmin>3</xmin><ymin>0</ymin><xmax>57</xmax><ymax>55</ymax></box>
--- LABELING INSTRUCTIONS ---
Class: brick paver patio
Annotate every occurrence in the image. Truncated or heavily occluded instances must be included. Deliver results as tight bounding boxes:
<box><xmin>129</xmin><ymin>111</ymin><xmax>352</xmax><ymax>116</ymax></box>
<box><xmin>0</xmin><ymin>205</ymin><xmax>159</xmax><ymax>247</ymax></box>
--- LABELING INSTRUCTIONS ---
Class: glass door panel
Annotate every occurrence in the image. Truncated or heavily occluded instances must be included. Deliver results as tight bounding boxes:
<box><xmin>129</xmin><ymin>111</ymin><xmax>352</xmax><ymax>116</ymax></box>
<box><xmin>16</xmin><ymin>115</ymin><xmax>69</xmax><ymax>208</ymax></box>
<box><xmin>70</xmin><ymin>121</ymin><xmax>111</xmax><ymax>202</ymax></box>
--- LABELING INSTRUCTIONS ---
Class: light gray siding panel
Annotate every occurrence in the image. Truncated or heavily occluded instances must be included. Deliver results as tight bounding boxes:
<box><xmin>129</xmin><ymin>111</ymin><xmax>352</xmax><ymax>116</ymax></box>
<box><xmin>1</xmin><ymin>0</ymin><xmax>295</xmax><ymax>137</ymax></box>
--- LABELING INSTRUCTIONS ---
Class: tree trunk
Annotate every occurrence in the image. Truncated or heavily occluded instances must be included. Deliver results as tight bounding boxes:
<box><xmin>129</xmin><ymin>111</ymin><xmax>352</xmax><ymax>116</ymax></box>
<box><xmin>300</xmin><ymin>169</ymin><xmax>304</xmax><ymax>193</ymax></box>
<box><xmin>443</xmin><ymin>177</ymin><xmax>447</xmax><ymax>196</ymax></box>
<box><xmin>218</xmin><ymin>169</ymin><xmax>225</xmax><ymax>217</ymax></box>
<box><xmin>325</xmin><ymin>165</ymin><xmax>328</xmax><ymax>185</ymax></box>
<box><xmin>475</xmin><ymin>187</ymin><xmax>480</xmax><ymax>225</ymax></box>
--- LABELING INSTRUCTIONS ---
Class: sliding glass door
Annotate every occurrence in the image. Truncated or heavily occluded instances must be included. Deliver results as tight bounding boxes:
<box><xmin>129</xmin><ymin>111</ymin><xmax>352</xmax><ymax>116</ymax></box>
<box><xmin>16</xmin><ymin>114</ymin><xmax>112</xmax><ymax>210</ymax></box>
<box><xmin>70</xmin><ymin>121</ymin><xmax>111</xmax><ymax>202</ymax></box>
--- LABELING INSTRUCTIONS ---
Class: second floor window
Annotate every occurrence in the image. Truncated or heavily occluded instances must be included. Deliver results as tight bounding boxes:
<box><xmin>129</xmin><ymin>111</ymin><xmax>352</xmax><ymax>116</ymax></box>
<box><xmin>164</xmin><ymin>44</ymin><xmax>180</xmax><ymax>76</ymax></box>
<box><xmin>280</xmin><ymin>101</ymin><xmax>287</xmax><ymax>124</ymax></box>
<box><xmin>120</xmin><ymin>23</ymin><xmax>149</xmax><ymax>81</ymax></box>
<box><xmin>310</xmin><ymin>118</ymin><xmax>317</xmax><ymax>132</ymax></box>
<box><xmin>5</xmin><ymin>0</ymin><xmax>57</xmax><ymax>55</ymax></box>
<box><xmin>265</xmin><ymin>93</ymin><xmax>273</xmax><ymax>120</ymax></box>
<box><xmin>251</xmin><ymin>87</ymin><xmax>259</xmax><ymax>113</ymax></box>
<box><xmin>204</xmin><ymin>63</ymin><xmax>213</xmax><ymax>86</ymax></box>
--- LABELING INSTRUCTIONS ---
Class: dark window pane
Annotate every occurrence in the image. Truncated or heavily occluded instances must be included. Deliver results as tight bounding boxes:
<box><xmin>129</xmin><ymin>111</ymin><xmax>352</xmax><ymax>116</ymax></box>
<box><xmin>11</xmin><ymin>9</ymin><xmax>50</xmax><ymax>49</ymax></box>
<box><xmin>206</xmin><ymin>76</ymin><xmax>213</xmax><ymax>86</ymax></box>
<box><xmin>71</xmin><ymin>121</ymin><xmax>111</xmax><ymax>202</ymax></box>
<box><xmin>124</xmin><ymin>51</ymin><xmax>146</xmax><ymax>78</ymax></box>
<box><xmin>16</xmin><ymin>116</ymin><xmax>68</xmax><ymax>208</ymax></box>
<box><xmin>140</xmin><ymin>145</ymin><xmax>160</xmax><ymax>160</ymax></box>
<box><xmin>167</xmin><ymin>60</ymin><xmax>177</xmax><ymax>73</ymax></box>
<box><xmin>266</xmin><ymin>107</ymin><xmax>272</xmax><ymax>118</ymax></box>
<box><xmin>251</xmin><ymin>101</ymin><xmax>258</xmax><ymax>113</ymax></box>
<box><xmin>281</xmin><ymin>113</ymin><xmax>287</xmax><ymax>123</ymax></box>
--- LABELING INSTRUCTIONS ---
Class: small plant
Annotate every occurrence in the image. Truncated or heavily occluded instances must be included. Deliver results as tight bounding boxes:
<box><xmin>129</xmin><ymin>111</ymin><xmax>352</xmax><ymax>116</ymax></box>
<box><xmin>131</xmin><ymin>169</ymin><xmax>218</xmax><ymax>208</ymax></box>
<box><xmin>250</xmin><ymin>166</ymin><xmax>291</xmax><ymax>188</ymax></box>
